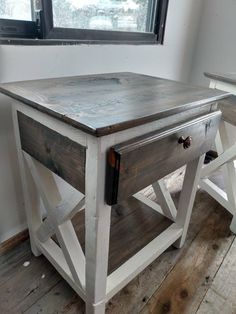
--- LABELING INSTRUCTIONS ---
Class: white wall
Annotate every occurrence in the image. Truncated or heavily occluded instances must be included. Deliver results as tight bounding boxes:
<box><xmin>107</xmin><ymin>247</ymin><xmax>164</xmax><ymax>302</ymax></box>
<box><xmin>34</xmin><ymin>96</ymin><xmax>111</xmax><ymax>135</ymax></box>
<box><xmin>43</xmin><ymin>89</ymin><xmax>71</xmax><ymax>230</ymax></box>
<box><xmin>190</xmin><ymin>0</ymin><xmax>236</xmax><ymax>87</ymax></box>
<box><xmin>0</xmin><ymin>0</ymin><xmax>204</xmax><ymax>243</ymax></box>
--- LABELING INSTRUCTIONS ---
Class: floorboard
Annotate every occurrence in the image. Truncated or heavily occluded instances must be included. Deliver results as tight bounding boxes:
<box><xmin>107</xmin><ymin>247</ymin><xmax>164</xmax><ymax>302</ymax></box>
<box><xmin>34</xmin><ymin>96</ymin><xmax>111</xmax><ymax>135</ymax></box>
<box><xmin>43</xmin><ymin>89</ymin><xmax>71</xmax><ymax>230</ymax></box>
<box><xmin>196</xmin><ymin>237</ymin><xmax>236</xmax><ymax>314</ymax></box>
<box><xmin>141</xmin><ymin>205</ymin><xmax>234</xmax><ymax>314</ymax></box>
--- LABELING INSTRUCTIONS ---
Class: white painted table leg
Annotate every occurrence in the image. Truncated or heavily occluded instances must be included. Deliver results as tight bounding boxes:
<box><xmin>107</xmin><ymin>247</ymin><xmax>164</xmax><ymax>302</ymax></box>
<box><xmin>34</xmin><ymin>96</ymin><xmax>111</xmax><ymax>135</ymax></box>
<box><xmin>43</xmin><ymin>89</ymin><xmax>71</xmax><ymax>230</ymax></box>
<box><xmin>12</xmin><ymin>105</ymin><xmax>42</xmax><ymax>256</ymax></box>
<box><xmin>174</xmin><ymin>155</ymin><xmax>205</xmax><ymax>248</ymax></box>
<box><xmin>218</xmin><ymin>121</ymin><xmax>236</xmax><ymax>234</ymax></box>
<box><xmin>200</xmin><ymin>124</ymin><xmax>236</xmax><ymax>234</ymax></box>
<box><xmin>85</xmin><ymin>137</ymin><xmax>112</xmax><ymax>314</ymax></box>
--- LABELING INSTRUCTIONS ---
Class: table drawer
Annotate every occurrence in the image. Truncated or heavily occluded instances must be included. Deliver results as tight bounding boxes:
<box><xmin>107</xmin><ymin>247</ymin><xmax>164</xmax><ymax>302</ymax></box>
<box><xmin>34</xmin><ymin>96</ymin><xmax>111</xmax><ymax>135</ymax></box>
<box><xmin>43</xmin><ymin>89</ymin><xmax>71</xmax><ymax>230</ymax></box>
<box><xmin>106</xmin><ymin>111</ymin><xmax>221</xmax><ymax>205</ymax></box>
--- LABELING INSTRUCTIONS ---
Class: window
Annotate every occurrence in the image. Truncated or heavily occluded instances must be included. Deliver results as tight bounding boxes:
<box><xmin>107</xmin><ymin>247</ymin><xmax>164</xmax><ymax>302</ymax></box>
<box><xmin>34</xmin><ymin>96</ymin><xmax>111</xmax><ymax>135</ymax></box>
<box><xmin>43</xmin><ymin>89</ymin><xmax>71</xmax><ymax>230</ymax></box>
<box><xmin>0</xmin><ymin>0</ymin><xmax>32</xmax><ymax>20</ymax></box>
<box><xmin>53</xmin><ymin>0</ymin><xmax>155</xmax><ymax>33</ymax></box>
<box><xmin>0</xmin><ymin>0</ymin><xmax>38</xmax><ymax>38</ymax></box>
<box><xmin>0</xmin><ymin>0</ymin><xmax>169</xmax><ymax>44</ymax></box>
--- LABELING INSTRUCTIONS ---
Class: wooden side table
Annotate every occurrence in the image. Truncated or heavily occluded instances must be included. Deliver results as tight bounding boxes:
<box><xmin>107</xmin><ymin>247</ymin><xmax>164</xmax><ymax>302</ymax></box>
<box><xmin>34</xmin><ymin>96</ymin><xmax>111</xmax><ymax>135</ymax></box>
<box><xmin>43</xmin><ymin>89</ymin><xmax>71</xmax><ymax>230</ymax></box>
<box><xmin>0</xmin><ymin>73</ymin><xmax>228</xmax><ymax>314</ymax></box>
<box><xmin>200</xmin><ymin>72</ymin><xmax>236</xmax><ymax>233</ymax></box>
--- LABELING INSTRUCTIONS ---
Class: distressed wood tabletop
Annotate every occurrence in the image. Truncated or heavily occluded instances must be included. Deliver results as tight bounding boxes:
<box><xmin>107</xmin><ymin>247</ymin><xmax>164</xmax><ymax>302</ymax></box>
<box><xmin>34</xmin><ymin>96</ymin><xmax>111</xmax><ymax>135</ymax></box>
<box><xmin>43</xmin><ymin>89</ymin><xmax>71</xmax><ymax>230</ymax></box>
<box><xmin>0</xmin><ymin>72</ymin><xmax>229</xmax><ymax>136</ymax></box>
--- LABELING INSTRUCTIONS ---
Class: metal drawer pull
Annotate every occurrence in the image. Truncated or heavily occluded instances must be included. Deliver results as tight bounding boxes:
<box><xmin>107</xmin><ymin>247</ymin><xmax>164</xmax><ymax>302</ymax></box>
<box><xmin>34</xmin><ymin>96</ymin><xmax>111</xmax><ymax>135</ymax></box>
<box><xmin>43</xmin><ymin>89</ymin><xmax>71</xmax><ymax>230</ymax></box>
<box><xmin>178</xmin><ymin>136</ymin><xmax>192</xmax><ymax>149</ymax></box>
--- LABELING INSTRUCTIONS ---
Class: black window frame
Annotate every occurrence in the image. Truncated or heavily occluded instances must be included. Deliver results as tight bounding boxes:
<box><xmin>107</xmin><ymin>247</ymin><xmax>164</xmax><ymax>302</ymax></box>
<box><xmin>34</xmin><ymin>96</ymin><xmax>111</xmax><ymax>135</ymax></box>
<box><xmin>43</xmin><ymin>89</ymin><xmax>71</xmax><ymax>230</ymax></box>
<box><xmin>0</xmin><ymin>19</ymin><xmax>38</xmax><ymax>38</ymax></box>
<box><xmin>0</xmin><ymin>0</ymin><xmax>169</xmax><ymax>45</ymax></box>
<box><xmin>0</xmin><ymin>0</ymin><xmax>38</xmax><ymax>38</ymax></box>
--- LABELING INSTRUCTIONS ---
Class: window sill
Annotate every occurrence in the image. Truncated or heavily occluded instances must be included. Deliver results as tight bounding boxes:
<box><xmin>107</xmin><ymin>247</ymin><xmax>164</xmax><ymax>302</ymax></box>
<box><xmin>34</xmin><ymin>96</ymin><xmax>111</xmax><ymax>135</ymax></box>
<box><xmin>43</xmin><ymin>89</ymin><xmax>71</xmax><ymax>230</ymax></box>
<box><xmin>0</xmin><ymin>37</ymin><xmax>160</xmax><ymax>46</ymax></box>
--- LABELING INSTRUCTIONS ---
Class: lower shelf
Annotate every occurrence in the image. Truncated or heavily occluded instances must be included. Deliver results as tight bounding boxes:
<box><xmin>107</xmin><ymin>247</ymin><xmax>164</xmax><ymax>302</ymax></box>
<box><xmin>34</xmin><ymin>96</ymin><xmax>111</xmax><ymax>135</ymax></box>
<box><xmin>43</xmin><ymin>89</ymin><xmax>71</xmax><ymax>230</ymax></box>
<box><xmin>53</xmin><ymin>196</ymin><xmax>172</xmax><ymax>274</ymax></box>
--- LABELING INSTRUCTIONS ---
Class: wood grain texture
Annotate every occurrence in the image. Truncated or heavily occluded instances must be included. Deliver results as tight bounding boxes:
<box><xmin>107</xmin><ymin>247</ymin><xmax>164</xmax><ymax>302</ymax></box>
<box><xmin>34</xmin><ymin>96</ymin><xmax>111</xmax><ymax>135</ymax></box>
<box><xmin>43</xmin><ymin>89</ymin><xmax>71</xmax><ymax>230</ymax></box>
<box><xmin>141</xmin><ymin>205</ymin><xmax>234</xmax><ymax>314</ymax></box>
<box><xmin>18</xmin><ymin>112</ymin><xmax>86</xmax><ymax>193</ymax></box>
<box><xmin>0</xmin><ymin>72</ymin><xmax>229</xmax><ymax>136</ymax></box>
<box><xmin>197</xmin><ymin>238</ymin><xmax>236</xmax><ymax>314</ymax></box>
<box><xmin>106</xmin><ymin>112</ymin><xmax>221</xmax><ymax>205</ymax></box>
<box><xmin>53</xmin><ymin>196</ymin><xmax>171</xmax><ymax>275</ymax></box>
<box><xmin>205</xmin><ymin>71</ymin><xmax>236</xmax><ymax>85</ymax></box>
<box><xmin>0</xmin><ymin>241</ymin><xmax>62</xmax><ymax>313</ymax></box>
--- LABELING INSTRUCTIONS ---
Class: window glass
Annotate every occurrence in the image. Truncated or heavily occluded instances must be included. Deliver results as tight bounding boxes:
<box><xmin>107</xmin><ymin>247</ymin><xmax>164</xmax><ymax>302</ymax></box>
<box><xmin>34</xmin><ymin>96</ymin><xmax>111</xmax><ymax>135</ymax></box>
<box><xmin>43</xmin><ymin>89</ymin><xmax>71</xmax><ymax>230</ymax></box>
<box><xmin>0</xmin><ymin>0</ymin><xmax>32</xmax><ymax>20</ymax></box>
<box><xmin>52</xmin><ymin>0</ymin><xmax>154</xmax><ymax>33</ymax></box>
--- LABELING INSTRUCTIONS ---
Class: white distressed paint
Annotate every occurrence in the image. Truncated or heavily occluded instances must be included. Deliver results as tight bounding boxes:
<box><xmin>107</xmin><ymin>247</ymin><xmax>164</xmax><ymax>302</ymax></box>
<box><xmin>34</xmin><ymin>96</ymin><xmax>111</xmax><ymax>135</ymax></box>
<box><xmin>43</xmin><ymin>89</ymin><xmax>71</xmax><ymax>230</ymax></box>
<box><xmin>0</xmin><ymin>0</ymin><xmax>204</xmax><ymax>242</ymax></box>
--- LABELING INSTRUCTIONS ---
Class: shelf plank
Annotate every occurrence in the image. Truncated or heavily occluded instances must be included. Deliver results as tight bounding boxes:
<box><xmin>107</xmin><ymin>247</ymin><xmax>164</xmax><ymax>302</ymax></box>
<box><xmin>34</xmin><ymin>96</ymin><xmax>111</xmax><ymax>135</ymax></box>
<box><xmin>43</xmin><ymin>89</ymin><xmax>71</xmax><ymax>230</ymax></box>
<box><xmin>52</xmin><ymin>196</ymin><xmax>172</xmax><ymax>274</ymax></box>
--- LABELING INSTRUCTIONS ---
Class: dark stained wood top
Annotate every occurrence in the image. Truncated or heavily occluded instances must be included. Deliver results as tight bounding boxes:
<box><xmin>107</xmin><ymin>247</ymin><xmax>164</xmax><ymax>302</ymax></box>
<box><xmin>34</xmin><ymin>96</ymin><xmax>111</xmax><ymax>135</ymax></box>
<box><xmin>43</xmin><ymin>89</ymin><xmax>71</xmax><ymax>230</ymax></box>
<box><xmin>205</xmin><ymin>72</ymin><xmax>236</xmax><ymax>85</ymax></box>
<box><xmin>0</xmin><ymin>72</ymin><xmax>230</xmax><ymax>136</ymax></box>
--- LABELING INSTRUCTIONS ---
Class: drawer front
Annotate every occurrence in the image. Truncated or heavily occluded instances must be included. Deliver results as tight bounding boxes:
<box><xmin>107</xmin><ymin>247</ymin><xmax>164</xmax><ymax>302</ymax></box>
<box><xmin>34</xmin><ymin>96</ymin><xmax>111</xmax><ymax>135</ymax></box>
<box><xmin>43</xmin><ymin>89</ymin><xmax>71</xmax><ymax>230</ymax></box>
<box><xmin>106</xmin><ymin>111</ymin><xmax>221</xmax><ymax>205</ymax></box>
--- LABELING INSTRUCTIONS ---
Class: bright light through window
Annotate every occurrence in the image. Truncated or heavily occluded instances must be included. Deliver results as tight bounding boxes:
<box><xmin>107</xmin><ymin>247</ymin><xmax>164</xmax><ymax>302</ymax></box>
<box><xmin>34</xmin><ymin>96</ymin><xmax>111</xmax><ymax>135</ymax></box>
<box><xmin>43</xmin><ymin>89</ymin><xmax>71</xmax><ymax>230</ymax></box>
<box><xmin>52</xmin><ymin>0</ymin><xmax>155</xmax><ymax>33</ymax></box>
<box><xmin>0</xmin><ymin>0</ymin><xmax>32</xmax><ymax>21</ymax></box>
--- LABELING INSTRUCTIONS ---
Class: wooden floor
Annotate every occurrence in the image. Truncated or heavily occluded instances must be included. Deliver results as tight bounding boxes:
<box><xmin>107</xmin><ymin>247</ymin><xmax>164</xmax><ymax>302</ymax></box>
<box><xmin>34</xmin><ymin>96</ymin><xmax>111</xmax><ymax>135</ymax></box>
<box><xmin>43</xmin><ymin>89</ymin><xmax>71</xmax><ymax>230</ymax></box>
<box><xmin>1</xmin><ymin>169</ymin><xmax>236</xmax><ymax>314</ymax></box>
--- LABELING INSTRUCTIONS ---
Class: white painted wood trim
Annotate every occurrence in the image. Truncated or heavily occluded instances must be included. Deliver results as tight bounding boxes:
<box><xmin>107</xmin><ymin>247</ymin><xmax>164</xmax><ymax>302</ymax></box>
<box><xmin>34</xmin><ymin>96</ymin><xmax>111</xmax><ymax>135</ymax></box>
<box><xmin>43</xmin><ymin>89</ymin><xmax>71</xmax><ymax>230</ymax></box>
<box><xmin>209</xmin><ymin>80</ymin><xmax>217</xmax><ymax>89</ymax></box>
<box><xmin>36</xmin><ymin>191</ymin><xmax>85</xmax><ymax>242</ymax></box>
<box><xmin>133</xmin><ymin>192</ymin><xmax>165</xmax><ymax>216</ymax></box>
<box><xmin>12</xmin><ymin>104</ymin><xmax>42</xmax><ymax>256</ymax></box>
<box><xmin>201</xmin><ymin>143</ymin><xmax>236</xmax><ymax>178</ymax></box>
<box><xmin>152</xmin><ymin>179</ymin><xmax>177</xmax><ymax>221</ymax></box>
<box><xmin>56</xmin><ymin>220</ymin><xmax>86</xmax><ymax>289</ymax></box>
<box><xmin>84</xmin><ymin>136</ymin><xmax>112</xmax><ymax>313</ymax></box>
<box><xmin>36</xmin><ymin>238</ymin><xmax>86</xmax><ymax>299</ymax></box>
<box><xmin>200</xmin><ymin>179</ymin><xmax>233</xmax><ymax>215</ymax></box>
<box><xmin>214</xmin><ymin>80</ymin><xmax>236</xmax><ymax>94</ymax></box>
<box><xmin>24</xmin><ymin>153</ymin><xmax>86</xmax><ymax>289</ymax></box>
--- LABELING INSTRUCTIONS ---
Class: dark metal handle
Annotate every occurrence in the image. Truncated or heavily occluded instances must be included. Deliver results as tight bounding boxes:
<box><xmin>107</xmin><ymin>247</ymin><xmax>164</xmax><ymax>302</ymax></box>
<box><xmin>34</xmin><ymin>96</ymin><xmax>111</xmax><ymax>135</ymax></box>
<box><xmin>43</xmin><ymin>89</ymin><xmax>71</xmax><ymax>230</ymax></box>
<box><xmin>178</xmin><ymin>136</ymin><xmax>192</xmax><ymax>149</ymax></box>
